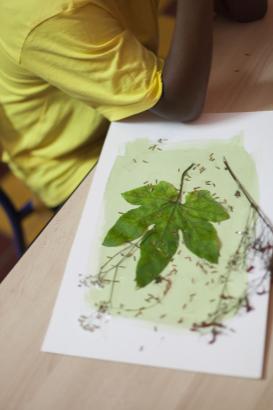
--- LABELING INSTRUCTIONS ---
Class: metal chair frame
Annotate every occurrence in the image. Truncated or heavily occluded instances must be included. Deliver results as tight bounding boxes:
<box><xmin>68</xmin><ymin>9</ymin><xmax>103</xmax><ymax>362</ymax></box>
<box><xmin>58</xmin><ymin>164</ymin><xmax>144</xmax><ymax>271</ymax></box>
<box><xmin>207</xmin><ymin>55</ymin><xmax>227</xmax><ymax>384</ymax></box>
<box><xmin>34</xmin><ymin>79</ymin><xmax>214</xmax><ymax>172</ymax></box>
<box><xmin>0</xmin><ymin>187</ymin><xmax>34</xmax><ymax>258</ymax></box>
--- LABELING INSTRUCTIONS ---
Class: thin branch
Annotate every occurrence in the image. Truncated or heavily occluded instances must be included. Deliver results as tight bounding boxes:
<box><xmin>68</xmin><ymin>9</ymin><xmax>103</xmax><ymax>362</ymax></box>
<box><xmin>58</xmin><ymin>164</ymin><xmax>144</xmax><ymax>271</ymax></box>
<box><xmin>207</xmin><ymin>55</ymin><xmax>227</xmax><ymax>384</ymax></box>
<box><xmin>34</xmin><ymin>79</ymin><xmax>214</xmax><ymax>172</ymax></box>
<box><xmin>223</xmin><ymin>157</ymin><xmax>273</xmax><ymax>233</ymax></box>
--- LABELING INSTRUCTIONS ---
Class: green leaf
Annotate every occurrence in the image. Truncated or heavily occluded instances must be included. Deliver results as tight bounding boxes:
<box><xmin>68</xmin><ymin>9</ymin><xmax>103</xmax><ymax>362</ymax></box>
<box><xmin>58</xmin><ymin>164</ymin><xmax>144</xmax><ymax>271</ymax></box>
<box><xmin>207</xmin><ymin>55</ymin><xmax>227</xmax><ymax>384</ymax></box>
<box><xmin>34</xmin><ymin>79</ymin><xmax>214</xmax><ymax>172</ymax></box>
<box><xmin>103</xmin><ymin>207</ymin><xmax>148</xmax><ymax>246</ymax></box>
<box><xmin>103</xmin><ymin>181</ymin><xmax>178</xmax><ymax>247</ymax></box>
<box><xmin>183</xmin><ymin>190</ymin><xmax>229</xmax><ymax>222</ymax></box>
<box><xmin>136</xmin><ymin>205</ymin><xmax>179</xmax><ymax>287</ymax></box>
<box><xmin>178</xmin><ymin>210</ymin><xmax>221</xmax><ymax>263</ymax></box>
<box><xmin>122</xmin><ymin>181</ymin><xmax>178</xmax><ymax>207</ymax></box>
<box><xmin>103</xmin><ymin>175</ymin><xmax>230</xmax><ymax>288</ymax></box>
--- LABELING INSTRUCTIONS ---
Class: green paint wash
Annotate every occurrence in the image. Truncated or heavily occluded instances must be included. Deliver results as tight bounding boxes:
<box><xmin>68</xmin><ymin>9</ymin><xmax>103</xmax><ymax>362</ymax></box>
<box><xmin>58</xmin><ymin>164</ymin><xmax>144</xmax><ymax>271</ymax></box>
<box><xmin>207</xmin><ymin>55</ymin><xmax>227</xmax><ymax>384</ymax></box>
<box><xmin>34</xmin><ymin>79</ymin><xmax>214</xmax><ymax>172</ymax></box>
<box><xmin>86</xmin><ymin>137</ymin><xmax>258</xmax><ymax>330</ymax></box>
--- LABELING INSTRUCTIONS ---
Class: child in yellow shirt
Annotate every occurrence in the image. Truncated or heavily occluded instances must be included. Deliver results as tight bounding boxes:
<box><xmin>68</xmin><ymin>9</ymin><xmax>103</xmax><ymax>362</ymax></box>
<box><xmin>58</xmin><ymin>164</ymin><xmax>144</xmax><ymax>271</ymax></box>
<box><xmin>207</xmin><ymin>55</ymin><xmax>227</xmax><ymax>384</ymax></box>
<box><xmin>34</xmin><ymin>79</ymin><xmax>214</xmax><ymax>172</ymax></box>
<box><xmin>0</xmin><ymin>0</ymin><xmax>267</xmax><ymax>208</ymax></box>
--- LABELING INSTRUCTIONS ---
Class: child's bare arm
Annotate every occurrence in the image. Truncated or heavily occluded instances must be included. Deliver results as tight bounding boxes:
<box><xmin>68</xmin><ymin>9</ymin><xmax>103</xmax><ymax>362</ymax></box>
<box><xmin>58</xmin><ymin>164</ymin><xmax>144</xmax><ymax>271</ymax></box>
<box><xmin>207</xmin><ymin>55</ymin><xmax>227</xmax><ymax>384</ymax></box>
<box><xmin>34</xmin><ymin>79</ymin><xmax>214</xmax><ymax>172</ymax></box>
<box><xmin>215</xmin><ymin>0</ymin><xmax>268</xmax><ymax>22</ymax></box>
<box><xmin>151</xmin><ymin>0</ymin><xmax>214</xmax><ymax>122</ymax></box>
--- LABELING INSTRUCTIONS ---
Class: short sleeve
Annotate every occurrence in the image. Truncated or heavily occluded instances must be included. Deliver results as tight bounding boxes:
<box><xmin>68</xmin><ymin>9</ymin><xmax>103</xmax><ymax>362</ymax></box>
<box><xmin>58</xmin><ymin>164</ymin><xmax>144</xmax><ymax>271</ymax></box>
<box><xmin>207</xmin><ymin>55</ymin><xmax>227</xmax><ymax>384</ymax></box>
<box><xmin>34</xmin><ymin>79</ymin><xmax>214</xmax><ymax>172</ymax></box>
<box><xmin>20</xmin><ymin>4</ymin><xmax>163</xmax><ymax>121</ymax></box>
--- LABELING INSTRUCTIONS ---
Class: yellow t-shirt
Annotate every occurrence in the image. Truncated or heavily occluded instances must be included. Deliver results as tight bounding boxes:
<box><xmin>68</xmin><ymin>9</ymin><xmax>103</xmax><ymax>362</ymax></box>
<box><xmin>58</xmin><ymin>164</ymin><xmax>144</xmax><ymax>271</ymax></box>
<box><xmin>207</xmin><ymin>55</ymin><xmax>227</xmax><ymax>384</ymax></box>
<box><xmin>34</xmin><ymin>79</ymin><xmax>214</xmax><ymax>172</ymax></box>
<box><xmin>0</xmin><ymin>0</ymin><xmax>163</xmax><ymax>207</ymax></box>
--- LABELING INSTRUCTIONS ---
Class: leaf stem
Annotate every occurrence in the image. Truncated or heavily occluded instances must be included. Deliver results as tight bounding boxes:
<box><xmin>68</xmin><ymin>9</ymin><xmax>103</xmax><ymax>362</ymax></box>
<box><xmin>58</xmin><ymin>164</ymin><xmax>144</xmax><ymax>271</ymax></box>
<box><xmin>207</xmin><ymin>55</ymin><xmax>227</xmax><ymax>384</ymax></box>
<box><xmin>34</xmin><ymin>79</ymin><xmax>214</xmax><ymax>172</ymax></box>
<box><xmin>178</xmin><ymin>163</ymin><xmax>195</xmax><ymax>202</ymax></box>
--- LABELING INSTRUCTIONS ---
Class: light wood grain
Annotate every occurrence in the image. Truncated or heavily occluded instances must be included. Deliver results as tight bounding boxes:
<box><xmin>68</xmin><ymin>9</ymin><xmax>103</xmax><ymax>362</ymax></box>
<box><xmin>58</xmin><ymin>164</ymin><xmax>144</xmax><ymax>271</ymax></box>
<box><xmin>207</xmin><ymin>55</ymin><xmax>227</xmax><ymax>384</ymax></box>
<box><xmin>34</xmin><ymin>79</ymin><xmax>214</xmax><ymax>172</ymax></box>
<box><xmin>1</xmin><ymin>4</ymin><xmax>273</xmax><ymax>410</ymax></box>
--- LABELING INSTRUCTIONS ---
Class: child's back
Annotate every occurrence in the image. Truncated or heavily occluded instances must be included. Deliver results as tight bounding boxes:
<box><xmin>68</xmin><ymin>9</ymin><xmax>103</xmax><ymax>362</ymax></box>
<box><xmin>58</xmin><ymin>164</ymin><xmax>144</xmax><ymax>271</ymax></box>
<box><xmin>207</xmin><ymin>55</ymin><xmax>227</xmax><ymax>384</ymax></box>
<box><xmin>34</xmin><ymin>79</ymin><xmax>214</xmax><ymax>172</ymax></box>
<box><xmin>0</xmin><ymin>0</ymin><xmax>163</xmax><ymax>207</ymax></box>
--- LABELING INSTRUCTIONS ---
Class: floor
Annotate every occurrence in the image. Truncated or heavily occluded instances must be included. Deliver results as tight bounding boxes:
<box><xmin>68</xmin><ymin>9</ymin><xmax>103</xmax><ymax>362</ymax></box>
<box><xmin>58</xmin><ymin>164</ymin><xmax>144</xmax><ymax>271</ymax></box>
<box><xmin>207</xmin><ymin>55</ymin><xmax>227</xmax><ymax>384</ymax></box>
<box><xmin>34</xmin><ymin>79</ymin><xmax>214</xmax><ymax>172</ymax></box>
<box><xmin>0</xmin><ymin>0</ymin><xmax>175</xmax><ymax>281</ymax></box>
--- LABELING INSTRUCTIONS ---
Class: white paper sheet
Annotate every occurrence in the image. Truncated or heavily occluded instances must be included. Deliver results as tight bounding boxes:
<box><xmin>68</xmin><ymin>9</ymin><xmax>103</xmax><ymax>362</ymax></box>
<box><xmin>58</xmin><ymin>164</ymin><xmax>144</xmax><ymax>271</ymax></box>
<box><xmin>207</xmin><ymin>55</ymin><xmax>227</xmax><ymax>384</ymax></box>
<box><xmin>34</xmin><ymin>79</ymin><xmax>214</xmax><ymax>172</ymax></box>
<box><xmin>42</xmin><ymin>111</ymin><xmax>273</xmax><ymax>378</ymax></box>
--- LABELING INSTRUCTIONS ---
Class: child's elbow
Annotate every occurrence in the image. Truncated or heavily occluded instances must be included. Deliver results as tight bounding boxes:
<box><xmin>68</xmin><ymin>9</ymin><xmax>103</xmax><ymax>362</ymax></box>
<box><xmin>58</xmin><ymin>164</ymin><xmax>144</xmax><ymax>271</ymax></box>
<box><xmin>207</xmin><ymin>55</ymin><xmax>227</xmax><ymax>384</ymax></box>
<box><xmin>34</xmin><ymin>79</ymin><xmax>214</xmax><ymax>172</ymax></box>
<box><xmin>171</xmin><ymin>103</ymin><xmax>203</xmax><ymax>123</ymax></box>
<box><xmin>151</xmin><ymin>92</ymin><xmax>204</xmax><ymax>123</ymax></box>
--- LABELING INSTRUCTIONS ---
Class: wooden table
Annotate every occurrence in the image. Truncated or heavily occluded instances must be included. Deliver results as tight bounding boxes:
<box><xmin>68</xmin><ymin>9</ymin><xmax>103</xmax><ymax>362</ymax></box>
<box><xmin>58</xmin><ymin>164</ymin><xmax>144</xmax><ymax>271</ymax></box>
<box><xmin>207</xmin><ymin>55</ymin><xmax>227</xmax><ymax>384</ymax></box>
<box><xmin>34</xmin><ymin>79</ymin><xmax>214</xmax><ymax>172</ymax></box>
<box><xmin>1</xmin><ymin>6</ymin><xmax>273</xmax><ymax>410</ymax></box>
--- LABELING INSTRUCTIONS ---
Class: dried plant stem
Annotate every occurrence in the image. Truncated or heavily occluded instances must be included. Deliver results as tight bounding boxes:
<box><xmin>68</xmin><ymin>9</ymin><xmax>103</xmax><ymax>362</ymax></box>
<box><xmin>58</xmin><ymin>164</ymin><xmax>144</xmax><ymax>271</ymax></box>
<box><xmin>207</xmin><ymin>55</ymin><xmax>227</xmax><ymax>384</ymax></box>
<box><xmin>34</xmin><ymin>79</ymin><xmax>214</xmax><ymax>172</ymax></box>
<box><xmin>223</xmin><ymin>157</ymin><xmax>273</xmax><ymax>232</ymax></box>
<box><xmin>102</xmin><ymin>240</ymin><xmax>141</xmax><ymax>305</ymax></box>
